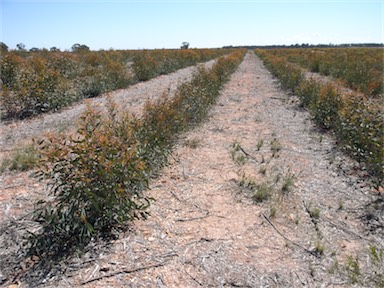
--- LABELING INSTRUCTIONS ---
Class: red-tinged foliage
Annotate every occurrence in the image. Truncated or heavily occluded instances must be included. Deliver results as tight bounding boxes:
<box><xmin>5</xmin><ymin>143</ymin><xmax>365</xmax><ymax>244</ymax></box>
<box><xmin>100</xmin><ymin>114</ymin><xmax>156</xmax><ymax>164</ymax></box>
<box><xmin>0</xmin><ymin>48</ymin><xmax>234</xmax><ymax>120</ymax></box>
<box><xmin>266</xmin><ymin>48</ymin><xmax>383</xmax><ymax>97</ymax></box>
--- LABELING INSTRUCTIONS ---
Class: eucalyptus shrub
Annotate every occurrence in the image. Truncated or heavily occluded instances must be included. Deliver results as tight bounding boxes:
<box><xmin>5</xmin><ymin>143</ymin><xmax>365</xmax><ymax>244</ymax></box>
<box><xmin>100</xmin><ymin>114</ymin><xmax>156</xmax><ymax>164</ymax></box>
<box><xmin>29</xmin><ymin>103</ymin><xmax>152</xmax><ymax>257</ymax></box>
<box><xmin>337</xmin><ymin>97</ymin><xmax>383</xmax><ymax>179</ymax></box>
<box><xmin>310</xmin><ymin>83</ymin><xmax>343</xmax><ymax>130</ymax></box>
<box><xmin>294</xmin><ymin>78</ymin><xmax>321</xmax><ymax>107</ymax></box>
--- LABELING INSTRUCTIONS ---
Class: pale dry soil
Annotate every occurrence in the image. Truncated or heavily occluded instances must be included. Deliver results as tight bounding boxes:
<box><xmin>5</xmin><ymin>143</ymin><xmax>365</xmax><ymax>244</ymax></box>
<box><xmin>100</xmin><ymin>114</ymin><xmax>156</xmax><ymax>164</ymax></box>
<box><xmin>0</xmin><ymin>52</ymin><xmax>382</xmax><ymax>287</ymax></box>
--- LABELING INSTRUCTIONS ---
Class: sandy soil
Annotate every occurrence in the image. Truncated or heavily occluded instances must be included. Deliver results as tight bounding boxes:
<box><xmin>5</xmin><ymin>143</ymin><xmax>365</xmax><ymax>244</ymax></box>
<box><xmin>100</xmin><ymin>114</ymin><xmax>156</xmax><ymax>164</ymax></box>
<box><xmin>0</xmin><ymin>52</ymin><xmax>382</xmax><ymax>287</ymax></box>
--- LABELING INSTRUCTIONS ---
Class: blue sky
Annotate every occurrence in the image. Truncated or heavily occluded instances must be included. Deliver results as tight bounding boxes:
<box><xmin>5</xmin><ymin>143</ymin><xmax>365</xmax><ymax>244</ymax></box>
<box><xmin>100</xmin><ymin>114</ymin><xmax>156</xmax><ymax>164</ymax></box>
<box><xmin>1</xmin><ymin>0</ymin><xmax>383</xmax><ymax>50</ymax></box>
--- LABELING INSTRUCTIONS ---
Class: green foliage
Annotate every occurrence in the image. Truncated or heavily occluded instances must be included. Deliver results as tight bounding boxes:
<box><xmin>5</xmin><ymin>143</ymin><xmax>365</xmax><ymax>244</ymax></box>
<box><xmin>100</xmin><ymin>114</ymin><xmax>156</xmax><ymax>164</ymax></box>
<box><xmin>315</xmin><ymin>241</ymin><xmax>325</xmax><ymax>256</ymax></box>
<box><xmin>132</xmin><ymin>48</ymin><xmax>229</xmax><ymax>81</ymax></box>
<box><xmin>334</xmin><ymin>246</ymin><xmax>384</xmax><ymax>287</ymax></box>
<box><xmin>309</xmin><ymin>207</ymin><xmax>321</xmax><ymax>219</ymax></box>
<box><xmin>255</xmin><ymin>50</ymin><xmax>303</xmax><ymax>91</ymax></box>
<box><xmin>71</xmin><ymin>43</ymin><xmax>90</xmax><ymax>52</ymax></box>
<box><xmin>345</xmin><ymin>256</ymin><xmax>361</xmax><ymax>284</ymax></box>
<box><xmin>239</xmin><ymin>175</ymin><xmax>273</xmax><ymax>203</ymax></box>
<box><xmin>295</xmin><ymin>78</ymin><xmax>321</xmax><ymax>107</ymax></box>
<box><xmin>1</xmin><ymin>53</ymin><xmax>80</xmax><ymax>118</ymax></box>
<box><xmin>270</xmin><ymin>138</ymin><xmax>282</xmax><ymax>157</ymax></box>
<box><xmin>252</xmin><ymin>183</ymin><xmax>273</xmax><ymax>202</ymax></box>
<box><xmin>256</xmin><ymin>139</ymin><xmax>264</xmax><ymax>151</ymax></box>
<box><xmin>310</xmin><ymin>83</ymin><xmax>343</xmax><ymax>130</ymax></box>
<box><xmin>281</xmin><ymin>170</ymin><xmax>296</xmax><ymax>193</ymax></box>
<box><xmin>132</xmin><ymin>51</ymin><xmax>160</xmax><ymax>81</ymax></box>
<box><xmin>184</xmin><ymin>138</ymin><xmax>201</xmax><ymax>149</ymax></box>
<box><xmin>337</xmin><ymin>96</ymin><xmax>383</xmax><ymax>180</ymax></box>
<box><xmin>231</xmin><ymin>142</ymin><xmax>248</xmax><ymax>165</ymax></box>
<box><xmin>1</xmin><ymin>53</ymin><xmax>24</xmax><ymax>89</ymax></box>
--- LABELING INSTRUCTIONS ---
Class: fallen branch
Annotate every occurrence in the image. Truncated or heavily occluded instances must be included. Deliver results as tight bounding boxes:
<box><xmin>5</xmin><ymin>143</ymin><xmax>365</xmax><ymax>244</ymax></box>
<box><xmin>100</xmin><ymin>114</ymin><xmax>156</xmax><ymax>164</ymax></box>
<box><xmin>185</xmin><ymin>269</ymin><xmax>204</xmax><ymax>286</ymax></box>
<box><xmin>262</xmin><ymin>214</ymin><xmax>317</xmax><ymax>257</ymax></box>
<box><xmin>238</xmin><ymin>146</ymin><xmax>257</xmax><ymax>160</ymax></box>
<box><xmin>80</xmin><ymin>262</ymin><xmax>167</xmax><ymax>285</ymax></box>
<box><xmin>175</xmin><ymin>211</ymin><xmax>210</xmax><ymax>222</ymax></box>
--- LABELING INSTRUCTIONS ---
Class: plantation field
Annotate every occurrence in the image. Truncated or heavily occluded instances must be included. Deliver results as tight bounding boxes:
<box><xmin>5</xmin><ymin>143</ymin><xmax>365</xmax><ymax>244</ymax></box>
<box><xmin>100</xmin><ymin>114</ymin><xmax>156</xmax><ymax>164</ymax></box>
<box><xmin>266</xmin><ymin>47</ymin><xmax>383</xmax><ymax>97</ymax></box>
<box><xmin>0</xmin><ymin>50</ymin><xmax>382</xmax><ymax>287</ymax></box>
<box><xmin>255</xmin><ymin>48</ymin><xmax>383</xmax><ymax>181</ymax></box>
<box><xmin>0</xmin><ymin>48</ymin><xmax>231</xmax><ymax>119</ymax></box>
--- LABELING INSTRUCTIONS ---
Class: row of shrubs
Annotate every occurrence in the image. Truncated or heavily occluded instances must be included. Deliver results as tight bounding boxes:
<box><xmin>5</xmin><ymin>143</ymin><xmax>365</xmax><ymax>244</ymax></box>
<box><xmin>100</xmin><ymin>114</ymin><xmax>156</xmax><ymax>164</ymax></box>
<box><xmin>132</xmin><ymin>48</ymin><xmax>230</xmax><ymax>81</ymax></box>
<box><xmin>0</xmin><ymin>48</ymin><xmax>231</xmax><ymax>119</ymax></box>
<box><xmin>27</xmin><ymin>49</ymin><xmax>246</xmax><ymax>258</ymax></box>
<box><xmin>265</xmin><ymin>48</ymin><xmax>383</xmax><ymax>97</ymax></box>
<box><xmin>255</xmin><ymin>49</ymin><xmax>383</xmax><ymax>183</ymax></box>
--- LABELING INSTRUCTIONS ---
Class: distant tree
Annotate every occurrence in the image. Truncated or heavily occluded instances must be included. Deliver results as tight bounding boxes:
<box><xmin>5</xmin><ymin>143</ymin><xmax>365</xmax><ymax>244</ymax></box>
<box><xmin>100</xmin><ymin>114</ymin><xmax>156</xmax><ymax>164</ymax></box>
<box><xmin>50</xmin><ymin>46</ymin><xmax>61</xmax><ymax>52</ymax></box>
<box><xmin>180</xmin><ymin>42</ymin><xmax>189</xmax><ymax>49</ymax></box>
<box><xmin>71</xmin><ymin>43</ymin><xmax>90</xmax><ymax>52</ymax></box>
<box><xmin>29</xmin><ymin>47</ymin><xmax>40</xmax><ymax>52</ymax></box>
<box><xmin>17</xmin><ymin>43</ymin><xmax>26</xmax><ymax>51</ymax></box>
<box><xmin>0</xmin><ymin>42</ymin><xmax>8</xmax><ymax>54</ymax></box>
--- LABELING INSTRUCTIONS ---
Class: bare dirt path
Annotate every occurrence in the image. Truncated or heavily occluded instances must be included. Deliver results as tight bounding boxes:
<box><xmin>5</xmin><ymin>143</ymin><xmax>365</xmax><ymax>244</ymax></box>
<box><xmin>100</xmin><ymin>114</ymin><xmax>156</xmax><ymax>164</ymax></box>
<box><xmin>1</xmin><ymin>52</ymin><xmax>382</xmax><ymax>287</ymax></box>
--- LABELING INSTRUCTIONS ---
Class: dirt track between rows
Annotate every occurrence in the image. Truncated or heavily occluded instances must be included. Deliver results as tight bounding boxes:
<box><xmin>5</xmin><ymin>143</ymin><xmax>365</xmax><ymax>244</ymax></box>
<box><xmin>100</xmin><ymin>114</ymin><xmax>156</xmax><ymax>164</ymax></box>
<box><xmin>1</xmin><ymin>51</ymin><xmax>382</xmax><ymax>287</ymax></box>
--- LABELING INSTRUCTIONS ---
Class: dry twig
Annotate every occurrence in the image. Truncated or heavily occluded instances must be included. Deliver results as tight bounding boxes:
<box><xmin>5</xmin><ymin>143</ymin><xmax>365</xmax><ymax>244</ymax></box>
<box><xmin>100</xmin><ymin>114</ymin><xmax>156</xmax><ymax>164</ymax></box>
<box><xmin>262</xmin><ymin>214</ymin><xmax>317</xmax><ymax>256</ymax></box>
<box><xmin>80</xmin><ymin>262</ymin><xmax>168</xmax><ymax>285</ymax></box>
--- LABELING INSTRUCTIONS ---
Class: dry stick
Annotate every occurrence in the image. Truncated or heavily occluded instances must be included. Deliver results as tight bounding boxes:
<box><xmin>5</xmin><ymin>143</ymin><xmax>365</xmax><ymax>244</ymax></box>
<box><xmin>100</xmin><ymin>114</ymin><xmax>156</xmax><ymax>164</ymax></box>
<box><xmin>169</xmin><ymin>190</ymin><xmax>182</xmax><ymax>202</ymax></box>
<box><xmin>175</xmin><ymin>215</ymin><xmax>210</xmax><ymax>222</ymax></box>
<box><xmin>238</xmin><ymin>146</ymin><xmax>256</xmax><ymax>160</ymax></box>
<box><xmin>80</xmin><ymin>262</ymin><xmax>167</xmax><ymax>285</ymax></box>
<box><xmin>261</xmin><ymin>214</ymin><xmax>317</xmax><ymax>257</ymax></box>
<box><xmin>185</xmin><ymin>269</ymin><xmax>204</xmax><ymax>286</ymax></box>
<box><xmin>175</xmin><ymin>211</ymin><xmax>210</xmax><ymax>222</ymax></box>
<box><xmin>322</xmin><ymin>218</ymin><xmax>366</xmax><ymax>241</ymax></box>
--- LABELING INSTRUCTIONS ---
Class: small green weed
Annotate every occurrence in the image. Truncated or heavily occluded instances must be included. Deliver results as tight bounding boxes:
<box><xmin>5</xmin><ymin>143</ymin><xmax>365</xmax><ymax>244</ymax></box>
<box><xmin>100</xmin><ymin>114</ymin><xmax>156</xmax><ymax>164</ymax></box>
<box><xmin>256</xmin><ymin>139</ymin><xmax>264</xmax><ymax>151</ymax></box>
<box><xmin>315</xmin><ymin>241</ymin><xmax>325</xmax><ymax>256</ymax></box>
<box><xmin>345</xmin><ymin>255</ymin><xmax>361</xmax><ymax>284</ymax></box>
<box><xmin>369</xmin><ymin>245</ymin><xmax>384</xmax><ymax>265</ymax></box>
<box><xmin>281</xmin><ymin>170</ymin><xmax>296</xmax><ymax>193</ymax></box>
<box><xmin>270</xmin><ymin>138</ymin><xmax>282</xmax><ymax>157</ymax></box>
<box><xmin>231</xmin><ymin>141</ymin><xmax>247</xmax><ymax>165</ymax></box>
<box><xmin>252</xmin><ymin>183</ymin><xmax>273</xmax><ymax>203</ymax></box>
<box><xmin>309</xmin><ymin>207</ymin><xmax>321</xmax><ymax>219</ymax></box>
<box><xmin>269</xmin><ymin>207</ymin><xmax>277</xmax><ymax>218</ymax></box>
<box><xmin>328</xmin><ymin>259</ymin><xmax>339</xmax><ymax>275</ymax></box>
<box><xmin>239</xmin><ymin>175</ymin><xmax>273</xmax><ymax>203</ymax></box>
<box><xmin>184</xmin><ymin>138</ymin><xmax>201</xmax><ymax>149</ymax></box>
<box><xmin>259</xmin><ymin>165</ymin><xmax>267</xmax><ymax>175</ymax></box>
<box><xmin>1</xmin><ymin>144</ymin><xmax>39</xmax><ymax>172</ymax></box>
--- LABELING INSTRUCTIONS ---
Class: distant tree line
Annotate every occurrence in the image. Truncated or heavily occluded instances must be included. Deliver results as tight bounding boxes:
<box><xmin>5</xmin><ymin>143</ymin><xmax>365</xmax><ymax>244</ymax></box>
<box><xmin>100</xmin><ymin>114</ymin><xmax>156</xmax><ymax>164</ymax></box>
<box><xmin>0</xmin><ymin>42</ymin><xmax>91</xmax><ymax>54</ymax></box>
<box><xmin>1</xmin><ymin>41</ymin><xmax>383</xmax><ymax>55</ymax></box>
<box><xmin>223</xmin><ymin>43</ymin><xmax>384</xmax><ymax>49</ymax></box>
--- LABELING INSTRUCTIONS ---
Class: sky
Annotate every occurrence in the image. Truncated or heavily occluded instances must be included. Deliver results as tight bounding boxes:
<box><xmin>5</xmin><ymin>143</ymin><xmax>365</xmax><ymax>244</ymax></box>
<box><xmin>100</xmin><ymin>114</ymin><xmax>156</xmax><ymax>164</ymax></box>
<box><xmin>1</xmin><ymin>0</ymin><xmax>383</xmax><ymax>50</ymax></box>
